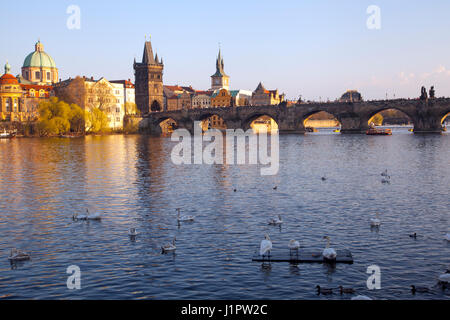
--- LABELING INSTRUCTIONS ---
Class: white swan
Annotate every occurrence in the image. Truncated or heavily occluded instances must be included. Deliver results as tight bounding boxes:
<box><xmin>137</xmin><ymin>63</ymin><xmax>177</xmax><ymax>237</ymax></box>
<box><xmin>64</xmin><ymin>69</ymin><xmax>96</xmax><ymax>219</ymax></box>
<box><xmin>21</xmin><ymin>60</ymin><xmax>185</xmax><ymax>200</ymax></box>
<box><xmin>322</xmin><ymin>236</ymin><xmax>337</xmax><ymax>261</ymax></box>
<box><xmin>8</xmin><ymin>249</ymin><xmax>31</xmax><ymax>262</ymax></box>
<box><xmin>128</xmin><ymin>228</ymin><xmax>138</xmax><ymax>237</ymax></box>
<box><xmin>438</xmin><ymin>273</ymin><xmax>450</xmax><ymax>284</ymax></box>
<box><xmin>177</xmin><ymin>208</ymin><xmax>194</xmax><ymax>222</ymax></box>
<box><xmin>351</xmin><ymin>295</ymin><xmax>373</xmax><ymax>300</ymax></box>
<box><xmin>289</xmin><ymin>239</ymin><xmax>300</xmax><ymax>255</ymax></box>
<box><xmin>268</xmin><ymin>215</ymin><xmax>283</xmax><ymax>226</ymax></box>
<box><xmin>162</xmin><ymin>237</ymin><xmax>176</xmax><ymax>253</ymax></box>
<box><xmin>73</xmin><ymin>209</ymin><xmax>101</xmax><ymax>221</ymax></box>
<box><xmin>370</xmin><ymin>213</ymin><xmax>381</xmax><ymax>227</ymax></box>
<box><xmin>260</xmin><ymin>234</ymin><xmax>273</xmax><ymax>257</ymax></box>
<box><xmin>445</xmin><ymin>233</ymin><xmax>450</xmax><ymax>241</ymax></box>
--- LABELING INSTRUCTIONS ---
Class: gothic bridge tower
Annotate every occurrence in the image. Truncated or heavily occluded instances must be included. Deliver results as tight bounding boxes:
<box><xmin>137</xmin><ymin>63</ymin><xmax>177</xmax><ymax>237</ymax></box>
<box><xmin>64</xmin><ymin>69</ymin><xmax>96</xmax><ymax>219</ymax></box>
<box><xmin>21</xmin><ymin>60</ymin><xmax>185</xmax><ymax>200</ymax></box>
<box><xmin>134</xmin><ymin>40</ymin><xmax>164</xmax><ymax>114</ymax></box>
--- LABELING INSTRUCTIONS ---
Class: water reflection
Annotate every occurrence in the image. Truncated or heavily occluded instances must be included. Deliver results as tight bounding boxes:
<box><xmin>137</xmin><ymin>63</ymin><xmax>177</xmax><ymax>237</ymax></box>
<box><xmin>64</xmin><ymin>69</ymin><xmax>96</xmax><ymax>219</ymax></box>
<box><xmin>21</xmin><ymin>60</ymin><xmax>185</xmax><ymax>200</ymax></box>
<box><xmin>0</xmin><ymin>131</ymin><xmax>449</xmax><ymax>299</ymax></box>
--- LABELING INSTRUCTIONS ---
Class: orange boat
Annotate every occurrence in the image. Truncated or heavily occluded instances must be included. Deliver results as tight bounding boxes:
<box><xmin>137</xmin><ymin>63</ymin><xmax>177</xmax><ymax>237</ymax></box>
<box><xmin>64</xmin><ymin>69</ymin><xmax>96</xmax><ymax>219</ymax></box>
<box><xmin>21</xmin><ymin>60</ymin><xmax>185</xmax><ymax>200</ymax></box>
<box><xmin>366</xmin><ymin>127</ymin><xmax>392</xmax><ymax>136</ymax></box>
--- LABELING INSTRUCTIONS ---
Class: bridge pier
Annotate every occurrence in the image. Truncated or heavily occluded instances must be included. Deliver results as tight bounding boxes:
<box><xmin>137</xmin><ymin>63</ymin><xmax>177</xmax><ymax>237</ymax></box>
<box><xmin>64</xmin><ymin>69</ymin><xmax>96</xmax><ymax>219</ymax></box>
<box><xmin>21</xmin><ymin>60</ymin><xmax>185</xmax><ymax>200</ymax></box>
<box><xmin>339</xmin><ymin>113</ymin><xmax>368</xmax><ymax>134</ymax></box>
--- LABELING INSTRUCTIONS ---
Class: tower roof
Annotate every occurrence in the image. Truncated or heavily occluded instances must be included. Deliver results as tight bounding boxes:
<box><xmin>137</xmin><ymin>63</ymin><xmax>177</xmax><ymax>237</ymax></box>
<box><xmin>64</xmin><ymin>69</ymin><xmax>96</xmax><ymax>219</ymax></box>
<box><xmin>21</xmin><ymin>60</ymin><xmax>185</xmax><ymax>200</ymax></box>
<box><xmin>141</xmin><ymin>40</ymin><xmax>162</xmax><ymax>65</ymax></box>
<box><xmin>211</xmin><ymin>48</ymin><xmax>228</xmax><ymax>77</ymax></box>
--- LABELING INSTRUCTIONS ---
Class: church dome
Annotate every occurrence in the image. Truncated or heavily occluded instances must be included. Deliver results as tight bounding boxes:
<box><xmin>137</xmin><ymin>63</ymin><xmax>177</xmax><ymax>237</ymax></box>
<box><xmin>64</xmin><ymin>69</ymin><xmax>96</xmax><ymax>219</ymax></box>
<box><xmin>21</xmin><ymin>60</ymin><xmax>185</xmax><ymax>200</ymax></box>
<box><xmin>22</xmin><ymin>41</ymin><xmax>57</xmax><ymax>69</ymax></box>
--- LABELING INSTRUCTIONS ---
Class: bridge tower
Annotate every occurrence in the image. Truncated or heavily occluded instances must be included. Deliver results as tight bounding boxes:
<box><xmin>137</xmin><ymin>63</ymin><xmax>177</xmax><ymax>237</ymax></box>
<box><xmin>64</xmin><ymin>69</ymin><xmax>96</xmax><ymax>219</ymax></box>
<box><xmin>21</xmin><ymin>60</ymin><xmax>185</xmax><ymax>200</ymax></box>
<box><xmin>134</xmin><ymin>40</ymin><xmax>164</xmax><ymax>114</ymax></box>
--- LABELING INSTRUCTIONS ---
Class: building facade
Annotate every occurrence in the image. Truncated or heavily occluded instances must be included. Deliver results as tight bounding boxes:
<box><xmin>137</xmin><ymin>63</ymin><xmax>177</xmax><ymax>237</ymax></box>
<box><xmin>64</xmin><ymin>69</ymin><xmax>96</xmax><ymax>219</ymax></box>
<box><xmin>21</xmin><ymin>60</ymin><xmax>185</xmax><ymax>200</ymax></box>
<box><xmin>110</xmin><ymin>79</ymin><xmax>136</xmax><ymax>114</ymax></box>
<box><xmin>252</xmin><ymin>82</ymin><xmax>284</xmax><ymax>106</ymax></box>
<box><xmin>0</xmin><ymin>63</ymin><xmax>24</xmax><ymax>122</ymax></box>
<box><xmin>192</xmin><ymin>91</ymin><xmax>212</xmax><ymax>109</ymax></box>
<box><xmin>134</xmin><ymin>40</ymin><xmax>164</xmax><ymax>114</ymax></box>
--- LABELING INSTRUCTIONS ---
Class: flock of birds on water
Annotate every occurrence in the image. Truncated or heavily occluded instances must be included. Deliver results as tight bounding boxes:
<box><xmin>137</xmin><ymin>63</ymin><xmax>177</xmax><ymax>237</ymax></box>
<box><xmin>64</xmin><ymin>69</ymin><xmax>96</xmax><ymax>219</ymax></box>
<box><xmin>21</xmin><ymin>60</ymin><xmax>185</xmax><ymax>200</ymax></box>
<box><xmin>6</xmin><ymin>169</ymin><xmax>450</xmax><ymax>299</ymax></box>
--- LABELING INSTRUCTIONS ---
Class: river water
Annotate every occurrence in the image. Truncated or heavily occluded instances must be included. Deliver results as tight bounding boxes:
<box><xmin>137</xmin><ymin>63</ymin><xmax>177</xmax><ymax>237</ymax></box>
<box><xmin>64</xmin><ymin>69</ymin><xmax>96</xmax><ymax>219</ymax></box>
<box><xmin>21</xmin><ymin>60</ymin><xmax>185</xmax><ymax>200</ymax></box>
<box><xmin>0</xmin><ymin>127</ymin><xmax>449</xmax><ymax>300</ymax></box>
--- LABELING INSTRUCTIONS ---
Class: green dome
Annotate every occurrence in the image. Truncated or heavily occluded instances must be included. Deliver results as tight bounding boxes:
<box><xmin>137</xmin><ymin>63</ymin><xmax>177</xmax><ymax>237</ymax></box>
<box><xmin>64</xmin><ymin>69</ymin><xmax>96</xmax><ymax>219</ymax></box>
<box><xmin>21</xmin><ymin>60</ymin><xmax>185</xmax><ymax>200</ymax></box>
<box><xmin>22</xmin><ymin>42</ymin><xmax>56</xmax><ymax>69</ymax></box>
<box><xmin>23</xmin><ymin>51</ymin><xmax>56</xmax><ymax>68</ymax></box>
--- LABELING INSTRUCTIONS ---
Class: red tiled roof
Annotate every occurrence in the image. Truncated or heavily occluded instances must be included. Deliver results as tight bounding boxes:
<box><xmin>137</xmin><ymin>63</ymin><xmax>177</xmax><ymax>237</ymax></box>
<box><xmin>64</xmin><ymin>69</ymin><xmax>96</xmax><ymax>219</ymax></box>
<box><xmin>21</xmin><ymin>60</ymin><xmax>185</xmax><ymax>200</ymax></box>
<box><xmin>0</xmin><ymin>73</ymin><xmax>19</xmax><ymax>85</ymax></box>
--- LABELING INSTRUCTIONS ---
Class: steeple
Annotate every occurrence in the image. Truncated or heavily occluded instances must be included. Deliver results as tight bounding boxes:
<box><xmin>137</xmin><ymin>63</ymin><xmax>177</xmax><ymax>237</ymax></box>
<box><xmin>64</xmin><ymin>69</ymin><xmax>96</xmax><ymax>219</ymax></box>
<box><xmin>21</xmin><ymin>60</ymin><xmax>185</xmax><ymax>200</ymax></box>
<box><xmin>213</xmin><ymin>48</ymin><xmax>227</xmax><ymax>77</ymax></box>
<box><xmin>4</xmin><ymin>61</ymin><xmax>11</xmax><ymax>74</ymax></box>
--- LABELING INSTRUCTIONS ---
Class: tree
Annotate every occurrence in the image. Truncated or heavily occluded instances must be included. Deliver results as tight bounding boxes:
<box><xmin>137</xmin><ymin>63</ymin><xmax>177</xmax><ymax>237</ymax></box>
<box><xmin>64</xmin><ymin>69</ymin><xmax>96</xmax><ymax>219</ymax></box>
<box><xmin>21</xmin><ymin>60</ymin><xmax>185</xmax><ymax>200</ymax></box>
<box><xmin>124</xmin><ymin>102</ymin><xmax>139</xmax><ymax>115</ymax></box>
<box><xmin>85</xmin><ymin>107</ymin><xmax>108</xmax><ymax>133</ymax></box>
<box><xmin>37</xmin><ymin>97</ymin><xmax>85</xmax><ymax>136</ymax></box>
<box><xmin>55</xmin><ymin>76</ymin><xmax>86</xmax><ymax>108</ymax></box>
<box><xmin>370</xmin><ymin>114</ymin><xmax>384</xmax><ymax>126</ymax></box>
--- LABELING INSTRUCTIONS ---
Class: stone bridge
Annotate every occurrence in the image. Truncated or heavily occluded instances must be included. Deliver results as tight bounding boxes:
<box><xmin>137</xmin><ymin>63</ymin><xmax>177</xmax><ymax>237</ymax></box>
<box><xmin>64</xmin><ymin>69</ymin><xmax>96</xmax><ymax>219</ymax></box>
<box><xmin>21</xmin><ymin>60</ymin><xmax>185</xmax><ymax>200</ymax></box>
<box><xmin>139</xmin><ymin>98</ymin><xmax>450</xmax><ymax>135</ymax></box>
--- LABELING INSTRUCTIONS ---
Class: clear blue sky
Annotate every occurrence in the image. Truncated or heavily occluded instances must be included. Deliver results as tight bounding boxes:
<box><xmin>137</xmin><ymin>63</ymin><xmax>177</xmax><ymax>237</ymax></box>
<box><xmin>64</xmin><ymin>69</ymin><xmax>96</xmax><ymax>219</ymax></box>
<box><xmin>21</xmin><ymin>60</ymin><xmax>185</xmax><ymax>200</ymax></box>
<box><xmin>2</xmin><ymin>0</ymin><xmax>450</xmax><ymax>100</ymax></box>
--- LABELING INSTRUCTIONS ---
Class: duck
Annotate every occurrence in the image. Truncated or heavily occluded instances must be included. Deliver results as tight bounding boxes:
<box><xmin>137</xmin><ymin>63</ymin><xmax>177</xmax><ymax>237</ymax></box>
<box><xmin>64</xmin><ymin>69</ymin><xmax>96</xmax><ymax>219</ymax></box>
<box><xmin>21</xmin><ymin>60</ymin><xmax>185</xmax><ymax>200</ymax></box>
<box><xmin>128</xmin><ymin>228</ymin><xmax>138</xmax><ymax>237</ymax></box>
<box><xmin>445</xmin><ymin>233</ymin><xmax>450</xmax><ymax>241</ymax></box>
<box><xmin>351</xmin><ymin>295</ymin><xmax>372</xmax><ymax>300</ymax></box>
<box><xmin>381</xmin><ymin>177</ymin><xmax>391</xmax><ymax>184</ymax></box>
<box><xmin>381</xmin><ymin>169</ymin><xmax>389</xmax><ymax>177</ymax></box>
<box><xmin>409</xmin><ymin>233</ymin><xmax>418</xmax><ymax>239</ymax></box>
<box><xmin>321</xmin><ymin>176</ymin><xmax>327</xmax><ymax>181</ymax></box>
<box><xmin>410</xmin><ymin>285</ymin><xmax>430</xmax><ymax>294</ymax></box>
<box><xmin>316</xmin><ymin>285</ymin><xmax>333</xmax><ymax>295</ymax></box>
<box><xmin>273</xmin><ymin>186</ymin><xmax>278</xmax><ymax>190</ymax></box>
<box><xmin>288</xmin><ymin>239</ymin><xmax>300</xmax><ymax>254</ymax></box>
<box><xmin>8</xmin><ymin>249</ymin><xmax>31</xmax><ymax>262</ymax></box>
<box><xmin>268</xmin><ymin>215</ymin><xmax>283</xmax><ymax>226</ymax></box>
<box><xmin>260</xmin><ymin>234</ymin><xmax>273</xmax><ymax>258</ymax></box>
<box><xmin>339</xmin><ymin>286</ymin><xmax>356</xmax><ymax>294</ymax></box>
<box><xmin>161</xmin><ymin>237</ymin><xmax>176</xmax><ymax>254</ymax></box>
<box><xmin>370</xmin><ymin>213</ymin><xmax>381</xmax><ymax>227</ymax></box>
<box><xmin>322</xmin><ymin>236</ymin><xmax>337</xmax><ymax>261</ymax></box>
<box><xmin>176</xmin><ymin>208</ymin><xmax>194</xmax><ymax>222</ymax></box>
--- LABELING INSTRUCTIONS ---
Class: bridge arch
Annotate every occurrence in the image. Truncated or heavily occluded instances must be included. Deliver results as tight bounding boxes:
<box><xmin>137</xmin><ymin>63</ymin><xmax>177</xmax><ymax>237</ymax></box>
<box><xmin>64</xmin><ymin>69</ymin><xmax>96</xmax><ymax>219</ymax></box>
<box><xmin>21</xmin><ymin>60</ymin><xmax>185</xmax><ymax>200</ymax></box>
<box><xmin>366</xmin><ymin>107</ymin><xmax>415</xmax><ymax>131</ymax></box>
<box><xmin>302</xmin><ymin>110</ymin><xmax>341</xmax><ymax>133</ymax></box>
<box><xmin>156</xmin><ymin>117</ymin><xmax>179</xmax><ymax>135</ymax></box>
<box><xmin>194</xmin><ymin>113</ymin><xmax>228</xmax><ymax>131</ymax></box>
<box><xmin>242</xmin><ymin>113</ymin><xmax>279</xmax><ymax>132</ymax></box>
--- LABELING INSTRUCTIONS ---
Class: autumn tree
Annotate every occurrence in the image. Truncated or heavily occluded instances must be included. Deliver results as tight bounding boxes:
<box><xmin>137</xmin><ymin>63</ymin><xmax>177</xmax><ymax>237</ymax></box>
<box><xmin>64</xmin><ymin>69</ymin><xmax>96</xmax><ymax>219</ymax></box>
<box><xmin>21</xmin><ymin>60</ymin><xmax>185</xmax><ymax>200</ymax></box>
<box><xmin>37</xmin><ymin>97</ymin><xmax>85</xmax><ymax>136</ymax></box>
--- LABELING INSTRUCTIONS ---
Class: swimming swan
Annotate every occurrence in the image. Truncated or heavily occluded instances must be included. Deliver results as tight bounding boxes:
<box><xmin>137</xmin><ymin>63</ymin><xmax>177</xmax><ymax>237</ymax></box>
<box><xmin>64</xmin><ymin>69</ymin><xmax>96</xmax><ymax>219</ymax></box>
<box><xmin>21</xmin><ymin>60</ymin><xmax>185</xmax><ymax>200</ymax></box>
<box><xmin>268</xmin><ymin>215</ymin><xmax>283</xmax><ymax>226</ymax></box>
<box><xmin>161</xmin><ymin>237</ymin><xmax>176</xmax><ymax>253</ymax></box>
<box><xmin>177</xmin><ymin>208</ymin><xmax>194</xmax><ymax>222</ymax></box>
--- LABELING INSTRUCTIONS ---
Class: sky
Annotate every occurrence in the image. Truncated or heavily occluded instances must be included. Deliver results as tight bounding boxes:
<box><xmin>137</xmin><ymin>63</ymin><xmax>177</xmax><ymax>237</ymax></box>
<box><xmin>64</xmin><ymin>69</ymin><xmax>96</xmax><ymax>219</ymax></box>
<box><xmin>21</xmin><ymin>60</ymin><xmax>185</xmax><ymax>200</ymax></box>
<box><xmin>1</xmin><ymin>0</ymin><xmax>450</xmax><ymax>101</ymax></box>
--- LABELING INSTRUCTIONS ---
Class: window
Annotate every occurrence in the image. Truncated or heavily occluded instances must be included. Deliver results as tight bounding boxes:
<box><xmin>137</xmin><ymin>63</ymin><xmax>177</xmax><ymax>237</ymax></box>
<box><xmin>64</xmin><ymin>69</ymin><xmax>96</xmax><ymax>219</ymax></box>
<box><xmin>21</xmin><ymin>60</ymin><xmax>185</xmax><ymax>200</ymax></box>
<box><xmin>115</xmin><ymin>90</ymin><xmax>120</xmax><ymax>95</ymax></box>
<box><xmin>116</xmin><ymin>117</ymin><xmax>120</xmax><ymax>122</ymax></box>
<box><xmin>39</xmin><ymin>90</ymin><xmax>45</xmax><ymax>97</ymax></box>
<box><xmin>47</xmin><ymin>72</ymin><xmax>51</xmax><ymax>80</ymax></box>
<box><xmin>116</xmin><ymin>107</ymin><xmax>120</xmax><ymax>113</ymax></box>
<box><xmin>35</xmin><ymin>71</ymin><xmax>40</xmax><ymax>79</ymax></box>
<box><xmin>116</xmin><ymin>99</ymin><xmax>120</xmax><ymax>103</ymax></box>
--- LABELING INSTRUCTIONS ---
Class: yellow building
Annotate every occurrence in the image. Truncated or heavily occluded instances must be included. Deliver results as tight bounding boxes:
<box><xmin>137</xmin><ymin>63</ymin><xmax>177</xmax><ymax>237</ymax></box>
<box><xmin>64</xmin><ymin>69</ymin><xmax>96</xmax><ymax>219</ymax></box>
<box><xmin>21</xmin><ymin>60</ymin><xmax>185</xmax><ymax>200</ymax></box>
<box><xmin>0</xmin><ymin>62</ymin><xmax>25</xmax><ymax>122</ymax></box>
<box><xmin>211</xmin><ymin>88</ymin><xmax>232</xmax><ymax>107</ymax></box>
<box><xmin>252</xmin><ymin>82</ymin><xmax>284</xmax><ymax>106</ymax></box>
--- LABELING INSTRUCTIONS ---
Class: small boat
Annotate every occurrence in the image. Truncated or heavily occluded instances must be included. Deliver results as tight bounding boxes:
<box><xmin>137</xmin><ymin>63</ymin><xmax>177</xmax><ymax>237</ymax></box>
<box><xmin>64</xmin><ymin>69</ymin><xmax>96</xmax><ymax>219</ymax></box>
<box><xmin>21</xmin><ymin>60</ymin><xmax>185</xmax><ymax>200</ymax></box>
<box><xmin>8</xmin><ymin>249</ymin><xmax>31</xmax><ymax>262</ymax></box>
<box><xmin>366</xmin><ymin>128</ymin><xmax>392</xmax><ymax>135</ymax></box>
<box><xmin>0</xmin><ymin>129</ymin><xmax>14</xmax><ymax>139</ymax></box>
<box><xmin>333</xmin><ymin>129</ymin><xmax>341</xmax><ymax>133</ymax></box>
<box><xmin>305</xmin><ymin>127</ymin><xmax>318</xmax><ymax>133</ymax></box>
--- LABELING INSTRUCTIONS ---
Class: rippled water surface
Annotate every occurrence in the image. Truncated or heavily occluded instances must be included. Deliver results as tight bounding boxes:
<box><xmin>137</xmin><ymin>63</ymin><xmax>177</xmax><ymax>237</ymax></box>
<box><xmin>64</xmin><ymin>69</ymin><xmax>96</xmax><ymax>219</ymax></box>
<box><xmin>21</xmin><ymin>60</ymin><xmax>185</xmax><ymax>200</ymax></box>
<box><xmin>0</xmin><ymin>129</ymin><xmax>449</xmax><ymax>300</ymax></box>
